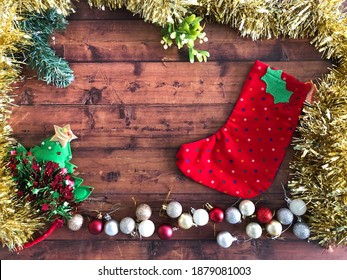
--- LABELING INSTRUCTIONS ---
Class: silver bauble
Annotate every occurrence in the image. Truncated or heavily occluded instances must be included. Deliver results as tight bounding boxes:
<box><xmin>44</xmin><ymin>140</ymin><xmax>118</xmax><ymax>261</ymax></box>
<box><xmin>192</xmin><ymin>208</ymin><xmax>209</xmax><ymax>226</ymax></box>
<box><xmin>119</xmin><ymin>217</ymin><xmax>136</xmax><ymax>234</ymax></box>
<box><xmin>216</xmin><ymin>231</ymin><xmax>238</xmax><ymax>248</ymax></box>
<box><xmin>166</xmin><ymin>201</ymin><xmax>183</xmax><ymax>218</ymax></box>
<box><xmin>67</xmin><ymin>213</ymin><xmax>84</xmax><ymax>231</ymax></box>
<box><xmin>289</xmin><ymin>199</ymin><xmax>307</xmax><ymax>216</ymax></box>
<box><xmin>266</xmin><ymin>220</ymin><xmax>282</xmax><ymax>237</ymax></box>
<box><xmin>135</xmin><ymin>203</ymin><xmax>152</xmax><ymax>221</ymax></box>
<box><xmin>104</xmin><ymin>221</ymin><xmax>119</xmax><ymax>236</ymax></box>
<box><xmin>225</xmin><ymin>206</ymin><xmax>241</xmax><ymax>224</ymax></box>
<box><xmin>276</xmin><ymin>208</ymin><xmax>294</xmax><ymax>225</ymax></box>
<box><xmin>239</xmin><ymin>200</ymin><xmax>255</xmax><ymax>217</ymax></box>
<box><xmin>178</xmin><ymin>213</ymin><xmax>194</xmax><ymax>229</ymax></box>
<box><xmin>138</xmin><ymin>220</ymin><xmax>155</xmax><ymax>238</ymax></box>
<box><xmin>293</xmin><ymin>222</ymin><xmax>310</xmax><ymax>239</ymax></box>
<box><xmin>246</xmin><ymin>222</ymin><xmax>262</xmax><ymax>239</ymax></box>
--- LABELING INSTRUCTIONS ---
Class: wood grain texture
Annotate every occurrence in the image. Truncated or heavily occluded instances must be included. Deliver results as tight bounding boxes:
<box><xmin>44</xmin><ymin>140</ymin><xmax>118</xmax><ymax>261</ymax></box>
<box><xmin>1</xmin><ymin>1</ymin><xmax>346</xmax><ymax>260</ymax></box>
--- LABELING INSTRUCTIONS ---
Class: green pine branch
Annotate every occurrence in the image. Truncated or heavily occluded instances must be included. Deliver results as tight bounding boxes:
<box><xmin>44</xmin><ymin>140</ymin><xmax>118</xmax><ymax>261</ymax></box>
<box><xmin>20</xmin><ymin>9</ymin><xmax>74</xmax><ymax>88</ymax></box>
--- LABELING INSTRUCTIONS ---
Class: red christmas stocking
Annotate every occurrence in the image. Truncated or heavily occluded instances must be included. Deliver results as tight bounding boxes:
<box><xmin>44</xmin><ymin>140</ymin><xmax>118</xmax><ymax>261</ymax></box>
<box><xmin>176</xmin><ymin>60</ymin><xmax>313</xmax><ymax>198</ymax></box>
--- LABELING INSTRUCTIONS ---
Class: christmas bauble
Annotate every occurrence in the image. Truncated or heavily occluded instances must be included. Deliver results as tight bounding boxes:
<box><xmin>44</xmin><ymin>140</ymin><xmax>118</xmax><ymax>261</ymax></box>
<box><xmin>88</xmin><ymin>219</ymin><xmax>103</xmax><ymax>235</ymax></box>
<box><xmin>135</xmin><ymin>203</ymin><xmax>152</xmax><ymax>221</ymax></box>
<box><xmin>209</xmin><ymin>207</ymin><xmax>224</xmax><ymax>223</ymax></box>
<box><xmin>138</xmin><ymin>220</ymin><xmax>155</xmax><ymax>238</ymax></box>
<box><xmin>293</xmin><ymin>222</ymin><xmax>310</xmax><ymax>239</ymax></box>
<box><xmin>225</xmin><ymin>206</ymin><xmax>241</xmax><ymax>224</ymax></box>
<box><xmin>119</xmin><ymin>217</ymin><xmax>136</xmax><ymax>234</ymax></box>
<box><xmin>103</xmin><ymin>214</ymin><xmax>119</xmax><ymax>236</ymax></box>
<box><xmin>246</xmin><ymin>222</ymin><xmax>262</xmax><ymax>239</ymax></box>
<box><xmin>216</xmin><ymin>231</ymin><xmax>238</xmax><ymax>248</ymax></box>
<box><xmin>266</xmin><ymin>220</ymin><xmax>282</xmax><ymax>237</ymax></box>
<box><xmin>166</xmin><ymin>201</ymin><xmax>183</xmax><ymax>218</ymax></box>
<box><xmin>157</xmin><ymin>224</ymin><xmax>174</xmax><ymax>240</ymax></box>
<box><xmin>276</xmin><ymin>208</ymin><xmax>294</xmax><ymax>225</ymax></box>
<box><xmin>239</xmin><ymin>200</ymin><xmax>255</xmax><ymax>217</ymax></box>
<box><xmin>67</xmin><ymin>213</ymin><xmax>84</xmax><ymax>231</ymax></box>
<box><xmin>178</xmin><ymin>213</ymin><xmax>194</xmax><ymax>229</ymax></box>
<box><xmin>289</xmin><ymin>199</ymin><xmax>307</xmax><ymax>216</ymax></box>
<box><xmin>256</xmin><ymin>206</ymin><xmax>273</xmax><ymax>224</ymax></box>
<box><xmin>192</xmin><ymin>208</ymin><xmax>209</xmax><ymax>226</ymax></box>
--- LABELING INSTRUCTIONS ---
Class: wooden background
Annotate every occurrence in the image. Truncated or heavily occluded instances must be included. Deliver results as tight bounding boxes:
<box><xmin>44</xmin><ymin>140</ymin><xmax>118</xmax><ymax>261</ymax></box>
<box><xmin>1</xmin><ymin>1</ymin><xmax>347</xmax><ymax>260</ymax></box>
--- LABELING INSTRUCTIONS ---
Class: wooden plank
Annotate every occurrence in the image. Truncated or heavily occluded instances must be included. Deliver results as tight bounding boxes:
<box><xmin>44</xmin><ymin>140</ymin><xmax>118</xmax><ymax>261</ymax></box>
<box><xmin>0</xmin><ymin>239</ymin><xmax>344</xmax><ymax>260</ymax></box>
<box><xmin>68</xmin><ymin>3</ymin><xmax>140</xmax><ymax>20</ymax></box>
<box><xmin>12</xmin><ymin>61</ymin><xmax>330</xmax><ymax>105</ymax></box>
<box><xmin>53</xmin><ymin>20</ymin><xmax>327</xmax><ymax>62</ymax></box>
<box><xmin>3</xmin><ymin>142</ymin><xmax>294</xmax><ymax>194</ymax></box>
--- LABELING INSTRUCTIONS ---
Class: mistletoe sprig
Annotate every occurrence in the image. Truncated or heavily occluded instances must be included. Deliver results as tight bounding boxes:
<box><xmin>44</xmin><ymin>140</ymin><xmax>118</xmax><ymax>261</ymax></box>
<box><xmin>161</xmin><ymin>14</ymin><xmax>210</xmax><ymax>63</ymax></box>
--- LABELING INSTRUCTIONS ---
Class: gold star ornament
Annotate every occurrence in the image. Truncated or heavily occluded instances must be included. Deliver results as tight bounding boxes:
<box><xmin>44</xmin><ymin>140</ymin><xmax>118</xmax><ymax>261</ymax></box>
<box><xmin>50</xmin><ymin>124</ymin><xmax>78</xmax><ymax>148</ymax></box>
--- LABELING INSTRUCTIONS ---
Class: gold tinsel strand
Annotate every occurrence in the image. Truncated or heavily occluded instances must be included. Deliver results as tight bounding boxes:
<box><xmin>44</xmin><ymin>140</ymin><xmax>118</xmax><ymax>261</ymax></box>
<box><xmin>0</xmin><ymin>0</ymin><xmax>73</xmax><ymax>250</ymax></box>
<box><xmin>311</xmin><ymin>1</ymin><xmax>347</xmax><ymax>62</ymax></box>
<box><xmin>279</xmin><ymin>0</ymin><xmax>319</xmax><ymax>39</ymax></box>
<box><xmin>87</xmin><ymin>0</ymin><xmax>195</xmax><ymax>26</ymax></box>
<box><xmin>14</xmin><ymin>0</ymin><xmax>74</xmax><ymax>15</ymax></box>
<box><xmin>198</xmin><ymin>0</ymin><xmax>280</xmax><ymax>40</ymax></box>
<box><xmin>289</xmin><ymin>67</ymin><xmax>347</xmax><ymax>247</ymax></box>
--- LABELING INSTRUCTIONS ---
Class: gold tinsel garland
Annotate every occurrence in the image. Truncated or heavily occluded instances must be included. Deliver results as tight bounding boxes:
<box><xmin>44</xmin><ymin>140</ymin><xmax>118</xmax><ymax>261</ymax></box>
<box><xmin>0</xmin><ymin>0</ymin><xmax>74</xmax><ymax>250</ymax></box>
<box><xmin>1</xmin><ymin>0</ymin><xmax>346</xmax><ymax>248</ymax></box>
<box><xmin>289</xmin><ymin>67</ymin><xmax>347</xmax><ymax>247</ymax></box>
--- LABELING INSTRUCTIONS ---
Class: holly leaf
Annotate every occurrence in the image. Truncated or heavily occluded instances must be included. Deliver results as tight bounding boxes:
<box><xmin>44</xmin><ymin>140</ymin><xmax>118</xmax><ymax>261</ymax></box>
<box><xmin>260</xmin><ymin>67</ymin><xmax>293</xmax><ymax>104</ymax></box>
<box><xmin>74</xmin><ymin>186</ymin><xmax>94</xmax><ymax>203</ymax></box>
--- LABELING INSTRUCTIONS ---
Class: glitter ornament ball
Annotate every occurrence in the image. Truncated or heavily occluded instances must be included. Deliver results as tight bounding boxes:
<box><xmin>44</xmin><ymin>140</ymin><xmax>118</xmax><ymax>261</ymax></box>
<box><xmin>119</xmin><ymin>217</ymin><xmax>136</xmax><ymax>234</ymax></box>
<box><xmin>276</xmin><ymin>208</ymin><xmax>294</xmax><ymax>225</ymax></box>
<box><xmin>136</xmin><ymin>203</ymin><xmax>152</xmax><ymax>221</ymax></box>
<box><xmin>166</xmin><ymin>201</ymin><xmax>183</xmax><ymax>218</ymax></box>
<box><xmin>157</xmin><ymin>224</ymin><xmax>174</xmax><ymax>240</ymax></box>
<box><xmin>67</xmin><ymin>213</ymin><xmax>84</xmax><ymax>231</ymax></box>
<box><xmin>225</xmin><ymin>206</ymin><xmax>241</xmax><ymax>224</ymax></box>
<box><xmin>266</xmin><ymin>220</ymin><xmax>282</xmax><ymax>237</ymax></box>
<box><xmin>192</xmin><ymin>208</ymin><xmax>209</xmax><ymax>226</ymax></box>
<box><xmin>239</xmin><ymin>200</ymin><xmax>255</xmax><ymax>217</ymax></box>
<box><xmin>293</xmin><ymin>222</ymin><xmax>310</xmax><ymax>239</ymax></box>
<box><xmin>256</xmin><ymin>206</ymin><xmax>273</xmax><ymax>224</ymax></box>
<box><xmin>246</xmin><ymin>222</ymin><xmax>262</xmax><ymax>239</ymax></box>
<box><xmin>209</xmin><ymin>207</ymin><xmax>224</xmax><ymax>223</ymax></box>
<box><xmin>103</xmin><ymin>214</ymin><xmax>119</xmax><ymax>236</ymax></box>
<box><xmin>216</xmin><ymin>231</ymin><xmax>238</xmax><ymax>248</ymax></box>
<box><xmin>88</xmin><ymin>219</ymin><xmax>103</xmax><ymax>235</ymax></box>
<box><xmin>178</xmin><ymin>213</ymin><xmax>194</xmax><ymax>229</ymax></box>
<box><xmin>289</xmin><ymin>199</ymin><xmax>307</xmax><ymax>216</ymax></box>
<box><xmin>138</xmin><ymin>220</ymin><xmax>155</xmax><ymax>238</ymax></box>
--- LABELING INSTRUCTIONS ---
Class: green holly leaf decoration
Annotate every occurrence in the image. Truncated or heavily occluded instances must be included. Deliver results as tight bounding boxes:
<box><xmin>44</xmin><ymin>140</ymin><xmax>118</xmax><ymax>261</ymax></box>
<box><xmin>74</xmin><ymin>185</ymin><xmax>94</xmax><ymax>203</ymax></box>
<box><xmin>260</xmin><ymin>67</ymin><xmax>293</xmax><ymax>104</ymax></box>
<box><xmin>72</xmin><ymin>176</ymin><xmax>94</xmax><ymax>203</ymax></box>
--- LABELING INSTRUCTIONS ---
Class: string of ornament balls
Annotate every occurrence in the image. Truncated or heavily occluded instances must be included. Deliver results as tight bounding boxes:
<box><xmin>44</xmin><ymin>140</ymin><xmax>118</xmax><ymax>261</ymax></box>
<box><xmin>67</xmin><ymin>187</ymin><xmax>310</xmax><ymax>249</ymax></box>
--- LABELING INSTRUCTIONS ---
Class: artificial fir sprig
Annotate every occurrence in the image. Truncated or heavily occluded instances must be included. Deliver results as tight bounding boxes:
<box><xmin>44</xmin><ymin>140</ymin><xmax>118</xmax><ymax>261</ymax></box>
<box><xmin>20</xmin><ymin>9</ymin><xmax>74</xmax><ymax>88</ymax></box>
<box><xmin>161</xmin><ymin>14</ymin><xmax>210</xmax><ymax>63</ymax></box>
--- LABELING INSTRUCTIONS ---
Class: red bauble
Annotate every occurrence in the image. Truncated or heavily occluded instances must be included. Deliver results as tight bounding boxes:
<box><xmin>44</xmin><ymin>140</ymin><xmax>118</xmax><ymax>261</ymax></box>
<box><xmin>256</xmin><ymin>206</ymin><xmax>273</xmax><ymax>224</ymax></box>
<box><xmin>157</xmin><ymin>224</ymin><xmax>174</xmax><ymax>240</ymax></box>
<box><xmin>88</xmin><ymin>219</ymin><xmax>104</xmax><ymax>235</ymax></box>
<box><xmin>209</xmin><ymin>207</ymin><xmax>224</xmax><ymax>223</ymax></box>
